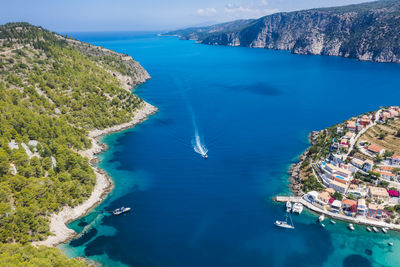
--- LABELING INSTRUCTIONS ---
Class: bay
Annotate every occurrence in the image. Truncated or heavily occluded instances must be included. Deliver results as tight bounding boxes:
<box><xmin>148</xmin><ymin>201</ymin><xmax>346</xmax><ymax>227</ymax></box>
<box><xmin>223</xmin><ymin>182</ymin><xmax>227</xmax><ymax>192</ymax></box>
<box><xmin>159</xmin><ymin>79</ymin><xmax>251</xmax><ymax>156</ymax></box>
<box><xmin>60</xmin><ymin>32</ymin><xmax>400</xmax><ymax>267</ymax></box>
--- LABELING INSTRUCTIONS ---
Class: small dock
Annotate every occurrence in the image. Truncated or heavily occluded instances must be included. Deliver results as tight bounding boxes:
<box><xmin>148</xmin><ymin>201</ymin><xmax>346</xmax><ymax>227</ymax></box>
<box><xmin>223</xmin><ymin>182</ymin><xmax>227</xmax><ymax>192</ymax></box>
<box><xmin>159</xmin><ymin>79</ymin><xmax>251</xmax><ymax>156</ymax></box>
<box><xmin>274</xmin><ymin>195</ymin><xmax>400</xmax><ymax>231</ymax></box>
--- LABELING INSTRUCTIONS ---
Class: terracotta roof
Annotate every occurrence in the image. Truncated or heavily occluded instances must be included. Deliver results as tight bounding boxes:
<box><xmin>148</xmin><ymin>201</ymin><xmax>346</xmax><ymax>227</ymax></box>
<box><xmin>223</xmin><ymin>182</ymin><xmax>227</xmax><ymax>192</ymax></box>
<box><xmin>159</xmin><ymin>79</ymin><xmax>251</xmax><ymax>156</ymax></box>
<box><xmin>377</xmin><ymin>170</ymin><xmax>396</xmax><ymax>178</ymax></box>
<box><xmin>392</xmin><ymin>155</ymin><xmax>400</xmax><ymax>160</ymax></box>
<box><xmin>379</xmin><ymin>166</ymin><xmax>393</xmax><ymax>172</ymax></box>
<box><xmin>368</xmin><ymin>145</ymin><xmax>383</xmax><ymax>153</ymax></box>
<box><xmin>342</xmin><ymin>199</ymin><xmax>357</xmax><ymax>206</ymax></box>
<box><xmin>347</xmin><ymin>121</ymin><xmax>356</xmax><ymax>128</ymax></box>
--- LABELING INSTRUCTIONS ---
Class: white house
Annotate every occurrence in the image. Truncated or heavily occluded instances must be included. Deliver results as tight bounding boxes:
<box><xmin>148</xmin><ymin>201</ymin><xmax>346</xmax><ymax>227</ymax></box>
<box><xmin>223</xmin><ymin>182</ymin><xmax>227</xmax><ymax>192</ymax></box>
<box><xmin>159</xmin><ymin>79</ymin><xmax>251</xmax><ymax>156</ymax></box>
<box><xmin>391</xmin><ymin>155</ymin><xmax>400</xmax><ymax>166</ymax></box>
<box><xmin>363</xmin><ymin>159</ymin><xmax>374</xmax><ymax>172</ymax></box>
<box><xmin>357</xmin><ymin>199</ymin><xmax>368</xmax><ymax>216</ymax></box>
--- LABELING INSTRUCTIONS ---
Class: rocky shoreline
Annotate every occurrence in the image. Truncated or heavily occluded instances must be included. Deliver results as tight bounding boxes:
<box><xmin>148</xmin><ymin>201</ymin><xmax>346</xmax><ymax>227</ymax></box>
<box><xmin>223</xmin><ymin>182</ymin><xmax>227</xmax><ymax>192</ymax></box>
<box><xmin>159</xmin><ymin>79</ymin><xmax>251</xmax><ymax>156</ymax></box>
<box><xmin>33</xmin><ymin>101</ymin><xmax>157</xmax><ymax>248</ymax></box>
<box><xmin>289</xmin><ymin>130</ymin><xmax>320</xmax><ymax>196</ymax></box>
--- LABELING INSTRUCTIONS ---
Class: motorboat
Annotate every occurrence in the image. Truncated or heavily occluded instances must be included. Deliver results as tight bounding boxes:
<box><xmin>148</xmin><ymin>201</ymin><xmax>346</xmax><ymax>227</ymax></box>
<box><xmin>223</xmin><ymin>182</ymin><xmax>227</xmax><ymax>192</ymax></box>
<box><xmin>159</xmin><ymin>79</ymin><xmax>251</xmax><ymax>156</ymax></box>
<box><xmin>318</xmin><ymin>214</ymin><xmax>325</xmax><ymax>223</ymax></box>
<box><xmin>286</xmin><ymin>201</ymin><xmax>292</xmax><ymax>213</ymax></box>
<box><xmin>348</xmin><ymin>224</ymin><xmax>355</xmax><ymax>231</ymax></box>
<box><xmin>382</xmin><ymin>227</ymin><xmax>388</xmax><ymax>234</ymax></box>
<box><xmin>389</xmin><ymin>242</ymin><xmax>393</xmax><ymax>246</ymax></box>
<box><xmin>330</xmin><ymin>220</ymin><xmax>336</xmax><ymax>224</ymax></box>
<box><xmin>366</xmin><ymin>227</ymin><xmax>372</xmax><ymax>232</ymax></box>
<box><xmin>202</xmin><ymin>153</ymin><xmax>208</xmax><ymax>159</ymax></box>
<box><xmin>113</xmin><ymin>206</ymin><xmax>131</xmax><ymax>216</ymax></box>
<box><xmin>321</xmin><ymin>223</ymin><xmax>325</xmax><ymax>228</ymax></box>
<box><xmin>372</xmin><ymin>227</ymin><xmax>379</xmax><ymax>233</ymax></box>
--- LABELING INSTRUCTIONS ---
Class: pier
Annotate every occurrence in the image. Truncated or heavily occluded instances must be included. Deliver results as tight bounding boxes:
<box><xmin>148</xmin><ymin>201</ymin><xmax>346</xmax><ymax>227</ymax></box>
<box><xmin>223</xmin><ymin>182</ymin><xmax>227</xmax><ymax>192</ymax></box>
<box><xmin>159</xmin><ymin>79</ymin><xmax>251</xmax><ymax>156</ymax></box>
<box><xmin>274</xmin><ymin>195</ymin><xmax>400</xmax><ymax>231</ymax></box>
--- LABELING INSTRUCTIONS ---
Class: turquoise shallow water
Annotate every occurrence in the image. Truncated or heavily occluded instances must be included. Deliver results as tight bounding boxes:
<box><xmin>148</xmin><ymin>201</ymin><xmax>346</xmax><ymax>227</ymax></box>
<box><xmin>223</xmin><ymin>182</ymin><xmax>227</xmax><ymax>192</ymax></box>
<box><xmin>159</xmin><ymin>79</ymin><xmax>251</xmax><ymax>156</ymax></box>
<box><xmin>59</xmin><ymin>32</ymin><xmax>400</xmax><ymax>267</ymax></box>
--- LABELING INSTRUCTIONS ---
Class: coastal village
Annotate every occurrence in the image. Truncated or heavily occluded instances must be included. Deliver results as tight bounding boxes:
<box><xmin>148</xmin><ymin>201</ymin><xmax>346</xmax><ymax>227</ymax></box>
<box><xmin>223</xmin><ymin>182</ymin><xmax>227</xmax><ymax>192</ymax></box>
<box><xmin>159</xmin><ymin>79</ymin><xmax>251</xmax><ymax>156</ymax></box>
<box><xmin>277</xmin><ymin>106</ymin><xmax>400</xmax><ymax>233</ymax></box>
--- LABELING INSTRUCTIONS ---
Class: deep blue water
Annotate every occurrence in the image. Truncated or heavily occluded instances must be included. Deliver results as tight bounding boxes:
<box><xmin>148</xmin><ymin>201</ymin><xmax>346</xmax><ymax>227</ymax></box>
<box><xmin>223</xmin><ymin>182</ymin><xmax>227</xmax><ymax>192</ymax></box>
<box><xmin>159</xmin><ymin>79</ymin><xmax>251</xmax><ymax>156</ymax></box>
<box><xmin>60</xmin><ymin>32</ymin><xmax>400</xmax><ymax>267</ymax></box>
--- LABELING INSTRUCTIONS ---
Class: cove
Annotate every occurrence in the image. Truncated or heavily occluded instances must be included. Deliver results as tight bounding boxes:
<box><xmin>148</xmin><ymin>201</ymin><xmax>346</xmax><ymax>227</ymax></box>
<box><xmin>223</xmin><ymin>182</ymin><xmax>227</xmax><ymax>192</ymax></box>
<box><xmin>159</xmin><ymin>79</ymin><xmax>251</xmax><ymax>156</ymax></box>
<box><xmin>60</xmin><ymin>32</ymin><xmax>400</xmax><ymax>267</ymax></box>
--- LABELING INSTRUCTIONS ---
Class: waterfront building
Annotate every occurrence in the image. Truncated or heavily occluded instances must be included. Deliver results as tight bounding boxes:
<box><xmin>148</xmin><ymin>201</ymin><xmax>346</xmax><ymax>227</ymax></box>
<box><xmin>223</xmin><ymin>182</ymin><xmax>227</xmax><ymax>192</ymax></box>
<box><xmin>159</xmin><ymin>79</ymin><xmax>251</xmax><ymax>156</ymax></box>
<box><xmin>342</xmin><ymin>199</ymin><xmax>357</xmax><ymax>216</ymax></box>
<box><xmin>331</xmin><ymin>200</ymin><xmax>342</xmax><ymax>213</ymax></box>
<box><xmin>367</xmin><ymin>204</ymin><xmax>384</xmax><ymax>219</ymax></box>
<box><xmin>347</xmin><ymin>121</ymin><xmax>356</xmax><ymax>132</ymax></box>
<box><xmin>357</xmin><ymin>199</ymin><xmax>368</xmax><ymax>216</ymax></box>
<box><xmin>306</xmin><ymin>191</ymin><xmax>319</xmax><ymax>203</ymax></box>
<box><xmin>368</xmin><ymin>186</ymin><xmax>389</xmax><ymax>202</ymax></box>
<box><xmin>360</xmin><ymin>115</ymin><xmax>371</xmax><ymax>127</ymax></box>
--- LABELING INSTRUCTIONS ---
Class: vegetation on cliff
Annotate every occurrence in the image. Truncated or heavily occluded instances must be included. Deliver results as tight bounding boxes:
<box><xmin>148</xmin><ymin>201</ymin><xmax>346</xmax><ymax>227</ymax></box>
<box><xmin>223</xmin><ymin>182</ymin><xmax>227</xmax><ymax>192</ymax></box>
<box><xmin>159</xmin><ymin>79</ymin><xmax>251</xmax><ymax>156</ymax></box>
<box><xmin>167</xmin><ymin>0</ymin><xmax>400</xmax><ymax>63</ymax></box>
<box><xmin>0</xmin><ymin>22</ymin><xmax>149</xmax><ymax>263</ymax></box>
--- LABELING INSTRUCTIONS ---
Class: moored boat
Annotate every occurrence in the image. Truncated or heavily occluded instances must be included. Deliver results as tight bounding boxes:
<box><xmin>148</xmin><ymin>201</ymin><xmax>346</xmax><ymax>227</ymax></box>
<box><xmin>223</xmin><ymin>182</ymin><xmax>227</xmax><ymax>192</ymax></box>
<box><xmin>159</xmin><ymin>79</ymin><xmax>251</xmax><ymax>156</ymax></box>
<box><xmin>382</xmin><ymin>227</ymin><xmax>388</xmax><ymax>233</ymax></box>
<box><xmin>321</xmin><ymin>223</ymin><xmax>325</xmax><ymax>228</ymax></box>
<box><xmin>318</xmin><ymin>214</ymin><xmax>325</xmax><ymax>222</ymax></box>
<box><xmin>348</xmin><ymin>223</ymin><xmax>355</xmax><ymax>231</ymax></box>
<box><xmin>330</xmin><ymin>220</ymin><xmax>336</xmax><ymax>224</ymax></box>
<box><xmin>389</xmin><ymin>242</ymin><xmax>393</xmax><ymax>246</ymax></box>
<box><xmin>373</xmin><ymin>227</ymin><xmax>379</xmax><ymax>233</ymax></box>
<box><xmin>275</xmin><ymin>213</ymin><xmax>295</xmax><ymax>229</ymax></box>
<box><xmin>366</xmin><ymin>227</ymin><xmax>372</xmax><ymax>232</ymax></box>
<box><xmin>286</xmin><ymin>201</ymin><xmax>292</xmax><ymax>213</ymax></box>
<box><xmin>292</xmin><ymin>203</ymin><xmax>303</xmax><ymax>214</ymax></box>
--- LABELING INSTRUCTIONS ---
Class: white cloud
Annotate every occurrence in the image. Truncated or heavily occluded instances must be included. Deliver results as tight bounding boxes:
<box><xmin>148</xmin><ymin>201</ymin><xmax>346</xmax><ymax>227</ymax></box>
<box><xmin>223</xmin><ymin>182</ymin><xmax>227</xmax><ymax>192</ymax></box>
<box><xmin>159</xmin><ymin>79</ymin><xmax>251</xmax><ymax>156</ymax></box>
<box><xmin>224</xmin><ymin>3</ymin><xmax>278</xmax><ymax>19</ymax></box>
<box><xmin>197</xmin><ymin>8</ymin><xmax>217</xmax><ymax>16</ymax></box>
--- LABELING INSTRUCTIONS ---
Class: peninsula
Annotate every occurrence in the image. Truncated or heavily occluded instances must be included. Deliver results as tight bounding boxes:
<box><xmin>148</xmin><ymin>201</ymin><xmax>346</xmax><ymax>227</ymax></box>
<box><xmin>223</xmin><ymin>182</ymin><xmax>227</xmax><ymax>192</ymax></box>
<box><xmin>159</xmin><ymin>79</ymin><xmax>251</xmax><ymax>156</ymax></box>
<box><xmin>0</xmin><ymin>23</ymin><xmax>156</xmax><ymax>265</ymax></box>
<box><xmin>276</xmin><ymin>106</ymin><xmax>400</xmax><ymax>231</ymax></box>
<box><xmin>165</xmin><ymin>0</ymin><xmax>400</xmax><ymax>64</ymax></box>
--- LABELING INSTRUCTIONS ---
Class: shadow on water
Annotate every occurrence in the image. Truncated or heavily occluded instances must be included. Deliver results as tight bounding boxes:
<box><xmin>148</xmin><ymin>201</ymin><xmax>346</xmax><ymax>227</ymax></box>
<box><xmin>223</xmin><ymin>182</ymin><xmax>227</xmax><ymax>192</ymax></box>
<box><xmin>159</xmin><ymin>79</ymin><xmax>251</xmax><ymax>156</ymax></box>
<box><xmin>69</xmin><ymin>228</ymin><xmax>98</xmax><ymax>247</ymax></box>
<box><xmin>343</xmin><ymin>254</ymin><xmax>372</xmax><ymax>267</ymax></box>
<box><xmin>224</xmin><ymin>82</ymin><xmax>281</xmax><ymax>96</ymax></box>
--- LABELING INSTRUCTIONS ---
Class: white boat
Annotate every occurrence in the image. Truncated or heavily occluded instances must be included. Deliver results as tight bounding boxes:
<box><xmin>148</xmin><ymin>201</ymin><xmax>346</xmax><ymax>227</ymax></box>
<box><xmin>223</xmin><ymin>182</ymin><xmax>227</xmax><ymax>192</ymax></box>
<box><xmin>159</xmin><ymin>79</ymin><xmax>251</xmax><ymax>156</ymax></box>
<box><xmin>275</xmin><ymin>213</ymin><xmax>295</xmax><ymax>229</ymax></box>
<box><xmin>318</xmin><ymin>214</ymin><xmax>325</xmax><ymax>223</ymax></box>
<box><xmin>292</xmin><ymin>203</ymin><xmax>303</xmax><ymax>214</ymax></box>
<box><xmin>286</xmin><ymin>201</ymin><xmax>292</xmax><ymax>213</ymax></box>
<box><xmin>389</xmin><ymin>242</ymin><xmax>393</xmax><ymax>246</ymax></box>
<box><xmin>321</xmin><ymin>223</ymin><xmax>325</xmax><ymax>228</ymax></box>
<box><xmin>112</xmin><ymin>206</ymin><xmax>131</xmax><ymax>216</ymax></box>
<box><xmin>367</xmin><ymin>227</ymin><xmax>372</xmax><ymax>232</ymax></box>
<box><xmin>202</xmin><ymin>153</ymin><xmax>208</xmax><ymax>159</ymax></box>
<box><xmin>330</xmin><ymin>220</ymin><xmax>336</xmax><ymax>224</ymax></box>
<box><xmin>373</xmin><ymin>227</ymin><xmax>379</xmax><ymax>233</ymax></box>
<box><xmin>382</xmin><ymin>227</ymin><xmax>388</xmax><ymax>233</ymax></box>
<box><xmin>348</xmin><ymin>224</ymin><xmax>355</xmax><ymax>231</ymax></box>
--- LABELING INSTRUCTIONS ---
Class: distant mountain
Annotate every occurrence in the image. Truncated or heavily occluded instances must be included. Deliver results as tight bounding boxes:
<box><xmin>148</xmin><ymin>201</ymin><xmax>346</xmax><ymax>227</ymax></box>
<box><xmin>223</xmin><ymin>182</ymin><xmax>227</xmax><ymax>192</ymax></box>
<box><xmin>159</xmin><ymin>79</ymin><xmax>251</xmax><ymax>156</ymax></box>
<box><xmin>166</xmin><ymin>0</ymin><xmax>400</xmax><ymax>63</ymax></box>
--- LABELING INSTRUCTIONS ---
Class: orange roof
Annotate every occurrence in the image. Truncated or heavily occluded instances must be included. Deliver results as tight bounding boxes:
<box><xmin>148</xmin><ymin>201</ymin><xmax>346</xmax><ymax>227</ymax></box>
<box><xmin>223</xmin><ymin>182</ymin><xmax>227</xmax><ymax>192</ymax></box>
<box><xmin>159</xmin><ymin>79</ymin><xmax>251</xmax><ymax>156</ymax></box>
<box><xmin>377</xmin><ymin>170</ymin><xmax>396</xmax><ymax>178</ymax></box>
<box><xmin>347</xmin><ymin>121</ymin><xmax>356</xmax><ymax>128</ymax></box>
<box><xmin>379</xmin><ymin>166</ymin><xmax>393</xmax><ymax>172</ymax></box>
<box><xmin>342</xmin><ymin>199</ymin><xmax>357</xmax><ymax>206</ymax></box>
<box><xmin>368</xmin><ymin>145</ymin><xmax>383</xmax><ymax>153</ymax></box>
<box><xmin>392</xmin><ymin>155</ymin><xmax>400</xmax><ymax>160</ymax></box>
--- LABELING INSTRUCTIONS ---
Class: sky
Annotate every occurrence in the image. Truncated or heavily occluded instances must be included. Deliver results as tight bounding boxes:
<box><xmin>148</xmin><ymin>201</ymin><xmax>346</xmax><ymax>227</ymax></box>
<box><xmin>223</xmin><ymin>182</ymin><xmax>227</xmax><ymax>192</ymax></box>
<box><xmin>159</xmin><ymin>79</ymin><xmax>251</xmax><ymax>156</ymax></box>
<box><xmin>0</xmin><ymin>0</ymin><xmax>373</xmax><ymax>32</ymax></box>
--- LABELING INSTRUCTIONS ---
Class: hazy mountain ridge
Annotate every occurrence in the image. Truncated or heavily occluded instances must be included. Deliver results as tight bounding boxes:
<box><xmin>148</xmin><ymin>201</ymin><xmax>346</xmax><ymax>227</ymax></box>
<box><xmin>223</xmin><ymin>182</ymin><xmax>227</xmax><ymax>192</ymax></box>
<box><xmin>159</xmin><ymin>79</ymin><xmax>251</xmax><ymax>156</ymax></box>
<box><xmin>167</xmin><ymin>0</ymin><xmax>400</xmax><ymax>63</ymax></box>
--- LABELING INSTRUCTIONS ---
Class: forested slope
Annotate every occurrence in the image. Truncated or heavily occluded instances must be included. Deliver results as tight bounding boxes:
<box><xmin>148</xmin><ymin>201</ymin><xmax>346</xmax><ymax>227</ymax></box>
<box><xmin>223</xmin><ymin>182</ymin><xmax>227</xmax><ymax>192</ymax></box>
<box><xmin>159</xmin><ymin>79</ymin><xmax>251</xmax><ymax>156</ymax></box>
<box><xmin>0</xmin><ymin>22</ymin><xmax>150</xmax><ymax>264</ymax></box>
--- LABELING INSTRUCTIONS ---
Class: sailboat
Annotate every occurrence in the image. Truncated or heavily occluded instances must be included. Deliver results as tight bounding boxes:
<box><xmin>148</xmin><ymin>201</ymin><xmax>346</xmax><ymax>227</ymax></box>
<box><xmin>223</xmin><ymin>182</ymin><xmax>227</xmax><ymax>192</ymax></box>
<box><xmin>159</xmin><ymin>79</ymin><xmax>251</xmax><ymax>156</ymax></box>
<box><xmin>275</xmin><ymin>213</ymin><xmax>295</xmax><ymax>229</ymax></box>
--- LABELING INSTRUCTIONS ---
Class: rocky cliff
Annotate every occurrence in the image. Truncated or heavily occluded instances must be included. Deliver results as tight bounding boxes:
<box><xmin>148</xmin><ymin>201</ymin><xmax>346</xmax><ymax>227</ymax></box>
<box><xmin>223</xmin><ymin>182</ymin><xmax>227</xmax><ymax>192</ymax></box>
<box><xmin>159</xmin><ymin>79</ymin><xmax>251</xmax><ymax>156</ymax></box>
<box><xmin>167</xmin><ymin>0</ymin><xmax>400</xmax><ymax>63</ymax></box>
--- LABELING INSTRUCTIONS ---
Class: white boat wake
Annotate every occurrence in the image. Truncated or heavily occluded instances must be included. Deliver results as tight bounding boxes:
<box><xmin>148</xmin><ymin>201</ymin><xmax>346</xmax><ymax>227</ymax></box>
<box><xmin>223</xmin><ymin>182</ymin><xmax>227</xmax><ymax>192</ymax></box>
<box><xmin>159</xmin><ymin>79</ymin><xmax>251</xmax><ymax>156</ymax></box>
<box><xmin>192</xmin><ymin>131</ymin><xmax>208</xmax><ymax>159</ymax></box>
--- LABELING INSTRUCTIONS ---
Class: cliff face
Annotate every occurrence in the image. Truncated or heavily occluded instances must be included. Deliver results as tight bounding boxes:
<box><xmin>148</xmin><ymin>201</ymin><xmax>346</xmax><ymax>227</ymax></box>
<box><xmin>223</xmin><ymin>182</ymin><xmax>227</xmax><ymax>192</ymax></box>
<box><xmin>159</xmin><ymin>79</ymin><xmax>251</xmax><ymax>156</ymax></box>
<box><xmin>169</xmin><ymin>0</ymin><xmax>400</xmax><ymax>63</ymax></box>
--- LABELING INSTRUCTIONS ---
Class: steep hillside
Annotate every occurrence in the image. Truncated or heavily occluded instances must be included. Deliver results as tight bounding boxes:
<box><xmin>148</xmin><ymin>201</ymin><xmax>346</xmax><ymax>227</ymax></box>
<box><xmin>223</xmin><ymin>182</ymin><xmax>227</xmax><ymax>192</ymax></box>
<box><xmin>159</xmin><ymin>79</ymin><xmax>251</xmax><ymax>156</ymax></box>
<box><xmin>0</xmin><ymin>22</ymin><xmax>151</xmax><ymax>264</ymax></box>
<box><xmin>167</xmin><ymin>0</ymin><xmax>400</xmax><ymax>63</ymax></box>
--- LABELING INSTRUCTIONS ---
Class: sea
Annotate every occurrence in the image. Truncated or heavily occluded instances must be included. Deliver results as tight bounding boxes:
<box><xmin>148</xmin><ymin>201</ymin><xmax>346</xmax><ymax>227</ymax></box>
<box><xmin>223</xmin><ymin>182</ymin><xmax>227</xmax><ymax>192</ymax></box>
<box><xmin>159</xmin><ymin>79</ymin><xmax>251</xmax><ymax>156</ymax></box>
<box><xmin>60</xmin><ymin>31</ymin><xmax>400</xmax><ymax>267</ymax></box>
